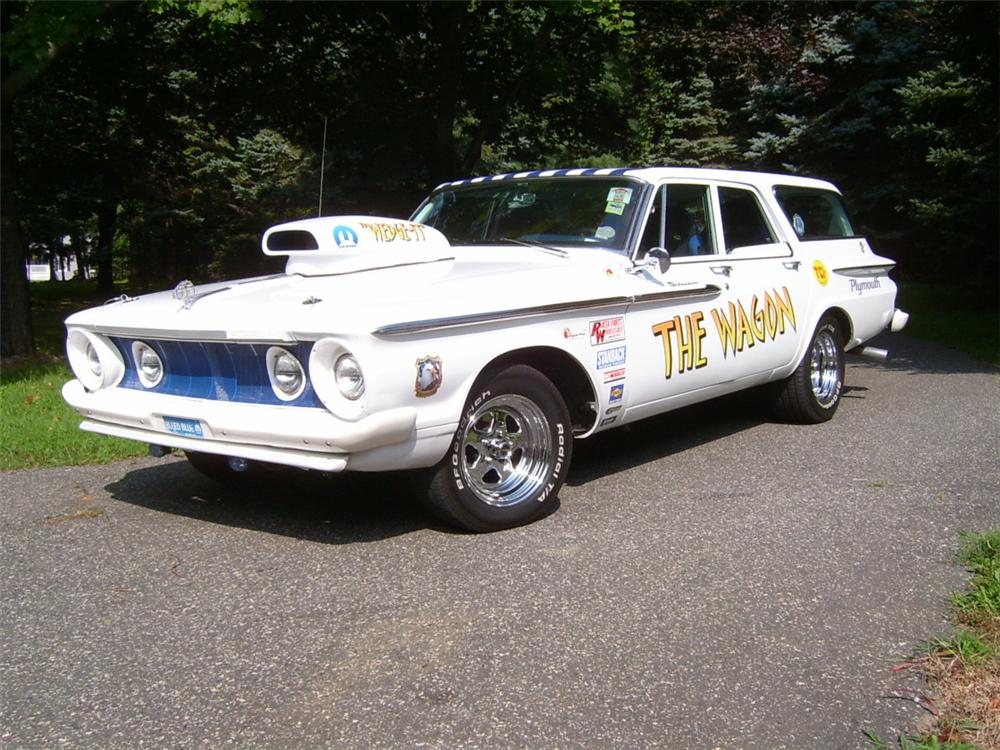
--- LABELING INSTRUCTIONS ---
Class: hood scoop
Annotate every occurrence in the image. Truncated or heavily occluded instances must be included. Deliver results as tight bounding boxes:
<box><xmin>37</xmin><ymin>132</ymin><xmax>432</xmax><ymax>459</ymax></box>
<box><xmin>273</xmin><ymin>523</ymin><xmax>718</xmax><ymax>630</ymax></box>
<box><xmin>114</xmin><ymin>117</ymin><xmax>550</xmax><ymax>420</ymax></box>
<box><xmin>262</xmin><ymin>216</ymin><xmax>453</xmax><ymax>277</ymax></box>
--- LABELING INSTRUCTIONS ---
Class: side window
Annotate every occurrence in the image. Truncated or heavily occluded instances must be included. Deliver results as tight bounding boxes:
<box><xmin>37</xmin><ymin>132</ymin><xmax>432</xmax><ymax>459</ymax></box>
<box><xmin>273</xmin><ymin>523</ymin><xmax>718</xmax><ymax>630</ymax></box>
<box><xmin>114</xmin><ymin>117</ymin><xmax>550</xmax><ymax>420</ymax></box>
<box><xmin>773</xmin><ymin>186</ymin><xmax>856</xmax><ymax>240</ymax></box>
<box><xmin>638</xmin><ymin>184</ymin><xmax>716</xmax><ymax>258</ymax></box>
<box><xmin>718</xmin><ymin>187</ymin><xmax>776</xmax><ymax>251</ymax></box>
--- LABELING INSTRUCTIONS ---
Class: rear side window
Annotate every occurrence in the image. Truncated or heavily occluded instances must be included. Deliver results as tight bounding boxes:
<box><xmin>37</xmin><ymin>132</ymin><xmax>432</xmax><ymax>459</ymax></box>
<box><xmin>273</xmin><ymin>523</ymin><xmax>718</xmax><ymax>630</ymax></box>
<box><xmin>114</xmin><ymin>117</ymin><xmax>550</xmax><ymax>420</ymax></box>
<box><xmin>774</xmin><ymin>186</ymin><xmax>856</xmax><ymax>240</ymax></box>
<box><xmin>718</xmin><ymin>187</ymin><xmax>777</xmax><ymax>250</ymax></box>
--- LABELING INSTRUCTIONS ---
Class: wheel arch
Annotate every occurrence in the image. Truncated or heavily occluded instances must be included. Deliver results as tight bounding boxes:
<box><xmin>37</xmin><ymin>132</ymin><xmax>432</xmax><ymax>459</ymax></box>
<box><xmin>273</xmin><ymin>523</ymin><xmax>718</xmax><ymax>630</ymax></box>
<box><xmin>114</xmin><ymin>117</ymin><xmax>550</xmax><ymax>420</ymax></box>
<box><xmin>471</xmin><ymin>346</ymin><xmax>597</xmax><ymax>435</ymax></box>
<box><xmin>824</xmin><ymin>306</ymin><xmax>853</xmax><ymax>347</ymax></box>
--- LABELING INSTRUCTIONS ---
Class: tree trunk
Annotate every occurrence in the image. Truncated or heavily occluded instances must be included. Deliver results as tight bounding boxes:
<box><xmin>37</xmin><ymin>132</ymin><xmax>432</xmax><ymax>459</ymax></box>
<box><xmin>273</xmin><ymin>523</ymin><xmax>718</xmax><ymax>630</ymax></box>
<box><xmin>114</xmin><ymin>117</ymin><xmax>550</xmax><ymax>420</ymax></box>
<box><xmin>95</xmin><ymin>196</ymin><xmax>118</xmax><ymax>294</ymax></box>
<box><xmin>0</xmin><ymin>95</ymin><xmax>35</xmax><ymax>358</ymax></box>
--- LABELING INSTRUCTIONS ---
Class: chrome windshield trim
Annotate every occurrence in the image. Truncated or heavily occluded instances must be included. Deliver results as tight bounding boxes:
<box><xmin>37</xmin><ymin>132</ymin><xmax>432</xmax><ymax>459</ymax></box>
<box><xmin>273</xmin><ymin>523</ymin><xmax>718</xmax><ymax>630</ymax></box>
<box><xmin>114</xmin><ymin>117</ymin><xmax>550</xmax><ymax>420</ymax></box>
<box><xmin>832</xmin><ymin>264</ymin><xmax>895</xmax><ymax>277</ymax></box>
<box><xmin>373</xmin><ymin>285</ymin><xmax>722</xmax><ymax>337</ymax></box>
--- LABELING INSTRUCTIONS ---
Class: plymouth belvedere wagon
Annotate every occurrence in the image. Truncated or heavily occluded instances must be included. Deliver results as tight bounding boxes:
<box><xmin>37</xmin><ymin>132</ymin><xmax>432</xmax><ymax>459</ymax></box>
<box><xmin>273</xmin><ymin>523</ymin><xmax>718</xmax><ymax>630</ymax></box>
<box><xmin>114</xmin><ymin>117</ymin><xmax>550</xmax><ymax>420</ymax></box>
<box><xmin>63</xmin><ymin>167</ymin><xmax>908</xmax><ymax>531</ymax></box>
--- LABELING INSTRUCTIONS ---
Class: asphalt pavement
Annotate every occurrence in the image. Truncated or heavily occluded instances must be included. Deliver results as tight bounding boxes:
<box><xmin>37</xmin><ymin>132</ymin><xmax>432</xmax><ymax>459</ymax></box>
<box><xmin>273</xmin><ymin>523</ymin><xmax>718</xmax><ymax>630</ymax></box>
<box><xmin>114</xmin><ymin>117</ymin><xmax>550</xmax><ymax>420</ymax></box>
<box><xmin>1</xmin><ymin>333</ymin><xmax>997</xmax><ymax>749</ymax></box>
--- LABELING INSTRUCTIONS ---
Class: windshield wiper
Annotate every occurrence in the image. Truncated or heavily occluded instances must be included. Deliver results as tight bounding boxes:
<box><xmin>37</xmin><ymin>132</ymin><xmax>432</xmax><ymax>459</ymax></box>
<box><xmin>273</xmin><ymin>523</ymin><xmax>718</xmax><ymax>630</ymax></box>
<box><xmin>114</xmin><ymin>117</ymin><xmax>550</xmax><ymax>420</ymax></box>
<box><xmin>497</xmin><ymin>237</ymin><xmax>569</xmax><ymax>258</ymax></box>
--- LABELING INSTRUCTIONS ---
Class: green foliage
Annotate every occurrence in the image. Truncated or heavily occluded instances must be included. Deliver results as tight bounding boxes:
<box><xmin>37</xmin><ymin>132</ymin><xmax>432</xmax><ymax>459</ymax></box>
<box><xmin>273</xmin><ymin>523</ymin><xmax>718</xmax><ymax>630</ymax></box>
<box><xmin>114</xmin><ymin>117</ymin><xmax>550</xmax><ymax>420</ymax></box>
<box><xmin>3</xmin><ymin>0</ymin><xmax>997</xmax><ymax>321</ymax></box>
<box><xmin>952</xmin><ymin>530</ymin><xmax>1000</xmax><ymax>624</ymax></box>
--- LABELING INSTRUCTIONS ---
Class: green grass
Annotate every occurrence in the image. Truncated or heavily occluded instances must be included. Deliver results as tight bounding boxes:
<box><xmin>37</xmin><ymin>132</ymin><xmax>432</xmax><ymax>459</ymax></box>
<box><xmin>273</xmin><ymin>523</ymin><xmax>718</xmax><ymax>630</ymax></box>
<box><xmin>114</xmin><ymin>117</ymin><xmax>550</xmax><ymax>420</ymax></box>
<box><xmin>896</xmin><ymin>283</ymin><xmax>1000</xmax><ymax>366</ymax></box>
<box><xmin>952</xmin><ymin>530</ymin><xmax>1000</xmax><ymax>627</ymax></box>
<box><xmin>867</xmin><ymin>528</ymin><xmax>1000</xmax><ymax>750</ymax></box>
<box><xmin>1</xmin><ymin>280</ymin><xmax>145</xmax><ymax>471</ymax></box>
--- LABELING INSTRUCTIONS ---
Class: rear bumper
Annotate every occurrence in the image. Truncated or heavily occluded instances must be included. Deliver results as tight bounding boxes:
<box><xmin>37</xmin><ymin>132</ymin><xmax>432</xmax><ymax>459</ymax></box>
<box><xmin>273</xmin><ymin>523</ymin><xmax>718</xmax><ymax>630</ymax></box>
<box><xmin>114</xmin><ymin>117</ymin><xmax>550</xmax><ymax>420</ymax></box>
<box><xmin>890</xmin><ymin>307</ymin><xmax>909</xmax><ymax>332</ymax></box>
<box><xmin>62</xmin><ymin>379</ymin><xmax>417</xmax><ymax>472</ymax></box>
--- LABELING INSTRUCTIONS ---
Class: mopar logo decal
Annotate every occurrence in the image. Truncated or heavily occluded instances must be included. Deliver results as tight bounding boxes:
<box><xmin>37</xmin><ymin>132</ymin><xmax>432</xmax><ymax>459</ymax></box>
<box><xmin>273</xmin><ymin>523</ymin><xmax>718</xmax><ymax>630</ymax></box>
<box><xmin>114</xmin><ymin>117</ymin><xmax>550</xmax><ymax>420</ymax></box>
<box><xmin>596</xmin><ymin>346</ymin><xmax>626</xmax><ymax>370</ymax></box>
<box><xmin>332</xmin><ymin>225</ymin><xmax>358</xmax><ymax>248</ymax></box>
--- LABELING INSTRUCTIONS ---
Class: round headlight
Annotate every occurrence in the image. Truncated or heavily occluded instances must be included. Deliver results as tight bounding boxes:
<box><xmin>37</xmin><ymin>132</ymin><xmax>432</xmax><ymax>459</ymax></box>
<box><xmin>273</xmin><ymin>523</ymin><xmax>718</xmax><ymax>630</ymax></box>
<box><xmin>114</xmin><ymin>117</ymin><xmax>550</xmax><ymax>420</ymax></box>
<box><xmin>86</xmin><ymin>341</ymin><xmax>102</xmax><ymax>377</ymax></box>
<box><xmin>334</xmin><ymin>353</ymin><xmax>365</xmax><ymax>400</ymax></box>
<box><xmin>274</xmin><ymin>353</ymin><xmax>303</xmax><ymax>393</ymax></box>
<box><xmin>131</xmin><ymin>342</ymin><xmax>163</xmax><ymax>388</ymax></box>
<box><xmin>266</xmin><ymin>347</ymin><xmax>306</xmax><ymax>401</ymax></box>
<box><xmin>67</xmin><ymin>329</ymin><xmax>125</xmax><ymax>392</ymax></box>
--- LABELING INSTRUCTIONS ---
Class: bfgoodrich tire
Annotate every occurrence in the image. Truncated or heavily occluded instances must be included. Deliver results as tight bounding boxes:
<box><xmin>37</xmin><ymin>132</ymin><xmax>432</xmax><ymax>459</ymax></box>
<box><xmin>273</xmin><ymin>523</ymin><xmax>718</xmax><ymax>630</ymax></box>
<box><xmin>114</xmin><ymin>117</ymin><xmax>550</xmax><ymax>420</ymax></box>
<box><xmin>771</xmin><ymin>315</ymin><xmax>845</xmax><ymax>424</ymax></box>
<box><xmin>420</xmin><ymin>365</ymin><xmax>573</xmax><ymax>532</ymax></box>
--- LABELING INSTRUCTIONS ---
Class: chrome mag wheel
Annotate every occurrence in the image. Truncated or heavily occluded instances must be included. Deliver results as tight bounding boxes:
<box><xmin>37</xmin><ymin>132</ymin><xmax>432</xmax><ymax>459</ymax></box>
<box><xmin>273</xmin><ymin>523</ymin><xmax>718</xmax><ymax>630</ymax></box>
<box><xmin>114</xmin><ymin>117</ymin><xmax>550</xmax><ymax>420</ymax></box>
<box><xmin>809</xmin><ymin>328</ymin><xmax>842</xmax><ymax>407</ymax></box>
<box><xmin>459</xmin><ymin>393</ymin><xmax>553</xmax><ymax>508</ymax></box>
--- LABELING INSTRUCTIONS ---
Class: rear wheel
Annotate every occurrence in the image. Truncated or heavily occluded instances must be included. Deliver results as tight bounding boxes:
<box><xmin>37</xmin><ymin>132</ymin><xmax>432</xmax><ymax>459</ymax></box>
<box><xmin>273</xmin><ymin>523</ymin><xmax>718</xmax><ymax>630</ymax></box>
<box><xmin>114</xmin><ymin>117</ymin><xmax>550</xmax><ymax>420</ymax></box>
<box><xmin>772</xmin><ymin>315</ymin><xmax>845</xmax><ymax>423</ymax></box>
<box><xmin>420</xmin><ymin>365</ymin><xmax>573</xmax><ymax>532</ymax></box>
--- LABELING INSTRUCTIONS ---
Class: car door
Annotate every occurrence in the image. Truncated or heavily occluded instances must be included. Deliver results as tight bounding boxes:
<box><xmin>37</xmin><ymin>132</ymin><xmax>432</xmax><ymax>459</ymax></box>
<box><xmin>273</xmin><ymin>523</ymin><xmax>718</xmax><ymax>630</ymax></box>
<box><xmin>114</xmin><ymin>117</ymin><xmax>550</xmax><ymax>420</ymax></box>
<box><xmin>711</xmin><ymin>183</ymin><xmax>806</xmax><ymax>377</ymax></box>
<box><xmin>615</xmin><ymin>181</ymin><xmax>806</xmax><ymax>424</ymax></box>
<box><xmin>616</xmin><ymin>181</ymin><xmax>741</xmax><ymax>423</ymax></box>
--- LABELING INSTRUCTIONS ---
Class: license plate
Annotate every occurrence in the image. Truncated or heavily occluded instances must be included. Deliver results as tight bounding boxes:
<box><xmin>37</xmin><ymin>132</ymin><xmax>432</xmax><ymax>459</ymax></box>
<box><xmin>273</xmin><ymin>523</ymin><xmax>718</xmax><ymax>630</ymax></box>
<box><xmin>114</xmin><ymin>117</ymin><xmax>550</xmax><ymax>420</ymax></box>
<box><xmin>163</xmin><ymin>416</ymin><xmax>204</xmax><ymax>438</ymax></box>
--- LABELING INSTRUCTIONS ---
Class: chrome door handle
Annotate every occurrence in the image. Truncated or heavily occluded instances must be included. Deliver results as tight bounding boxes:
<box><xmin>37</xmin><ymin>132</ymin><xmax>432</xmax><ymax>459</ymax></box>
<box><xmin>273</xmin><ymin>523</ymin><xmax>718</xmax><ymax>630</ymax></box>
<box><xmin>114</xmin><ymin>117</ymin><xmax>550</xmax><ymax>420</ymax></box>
<box><xmin>710</xmin><ymin>265</ymin><xmax>733</xmax><ymax>277</ymax></box>
<box><xmin>783</xmin><ymin>261</ymin><xmax>801</xmax><ymax>271</ymax></box>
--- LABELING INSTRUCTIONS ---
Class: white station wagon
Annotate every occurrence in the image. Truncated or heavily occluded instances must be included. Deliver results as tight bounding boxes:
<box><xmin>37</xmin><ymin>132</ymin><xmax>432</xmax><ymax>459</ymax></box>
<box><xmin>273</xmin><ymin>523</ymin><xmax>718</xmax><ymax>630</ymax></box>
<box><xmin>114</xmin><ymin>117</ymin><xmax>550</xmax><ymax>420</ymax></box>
<box><xmin>63</xmin><ymin>167</ymin><xmax>908</xmax><ymax>531</ymax></box>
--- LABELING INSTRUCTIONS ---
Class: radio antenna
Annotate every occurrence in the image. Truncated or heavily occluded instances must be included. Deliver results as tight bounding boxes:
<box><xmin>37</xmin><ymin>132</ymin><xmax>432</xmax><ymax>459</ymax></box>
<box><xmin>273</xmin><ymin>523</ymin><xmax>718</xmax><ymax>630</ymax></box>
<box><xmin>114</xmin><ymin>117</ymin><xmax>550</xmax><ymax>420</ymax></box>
<box><xmin>318</xmin><ymin>116</ymin><xmax>328</xmax><ymax>217</ymax></box>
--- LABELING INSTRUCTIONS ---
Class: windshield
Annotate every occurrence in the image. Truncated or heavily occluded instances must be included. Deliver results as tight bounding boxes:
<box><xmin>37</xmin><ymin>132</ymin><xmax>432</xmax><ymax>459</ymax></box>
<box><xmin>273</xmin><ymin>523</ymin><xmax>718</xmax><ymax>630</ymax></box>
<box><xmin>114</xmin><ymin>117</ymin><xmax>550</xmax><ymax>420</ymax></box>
<box><xmin>411</xmin><ymin>177</ymin><xmax>646</xmax><ymax>252</ymax></box>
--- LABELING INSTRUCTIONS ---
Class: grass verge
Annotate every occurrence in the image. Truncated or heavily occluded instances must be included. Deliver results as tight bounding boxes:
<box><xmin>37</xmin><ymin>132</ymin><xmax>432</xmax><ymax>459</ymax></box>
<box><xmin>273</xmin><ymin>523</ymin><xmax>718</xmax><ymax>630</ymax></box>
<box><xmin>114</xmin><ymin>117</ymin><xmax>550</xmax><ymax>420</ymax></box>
<box><xmin>1</xmin><ymin>280</ymin><xmax>145</xmax><ymax>471</ymax></box>
<box><xmin>867</xmin><ymin>529</ymin><xmax>1000</xmax><ymax>750</ymax></box>
<box><xmin>895</xmin><ymin>283</ymin><xmax>1000</xmax><ymax>367</ymax></box>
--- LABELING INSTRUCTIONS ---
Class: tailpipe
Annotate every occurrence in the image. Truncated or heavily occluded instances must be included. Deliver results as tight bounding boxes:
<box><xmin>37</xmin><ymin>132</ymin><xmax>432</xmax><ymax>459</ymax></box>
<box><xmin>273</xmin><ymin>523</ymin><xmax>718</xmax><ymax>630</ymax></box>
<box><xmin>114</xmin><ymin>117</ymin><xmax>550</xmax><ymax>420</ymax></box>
<box><xmin>857</xmin><ymin>346</ymin><xmax>888</xmax><ymax>362</ymax></box>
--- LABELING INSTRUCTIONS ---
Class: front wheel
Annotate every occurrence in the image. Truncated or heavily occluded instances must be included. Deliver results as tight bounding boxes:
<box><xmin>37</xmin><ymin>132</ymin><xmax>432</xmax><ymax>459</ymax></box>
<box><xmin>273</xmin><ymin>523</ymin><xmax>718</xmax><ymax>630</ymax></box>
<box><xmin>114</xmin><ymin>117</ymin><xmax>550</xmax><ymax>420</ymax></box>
<box><xmin>771</xmin><ymin>315</ymin><xmax>845</xmax><ymax>423</ymax></box>
<box><xmin>419</xmin><ymin>365</ymin><xmax>573</xmax><ymax>532</ymax></box>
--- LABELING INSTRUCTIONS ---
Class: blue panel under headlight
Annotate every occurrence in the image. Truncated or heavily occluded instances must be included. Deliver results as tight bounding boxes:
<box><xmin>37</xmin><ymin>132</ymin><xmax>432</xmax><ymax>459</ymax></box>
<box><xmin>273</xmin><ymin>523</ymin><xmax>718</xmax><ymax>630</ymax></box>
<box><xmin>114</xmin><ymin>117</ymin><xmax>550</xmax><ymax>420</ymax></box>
<box><xmin>111</xmin><ymin>338</ymin><xmax>321</xmax><ymax>407</ymax></box>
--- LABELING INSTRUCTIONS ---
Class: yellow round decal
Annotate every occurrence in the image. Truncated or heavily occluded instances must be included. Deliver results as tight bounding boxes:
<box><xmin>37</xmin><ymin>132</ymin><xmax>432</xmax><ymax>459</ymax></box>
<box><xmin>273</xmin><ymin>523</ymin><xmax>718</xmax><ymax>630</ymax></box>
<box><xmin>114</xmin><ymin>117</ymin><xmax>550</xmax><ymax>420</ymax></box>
<box><xmin>813</xmin><ymin>260</ymin><xmax>829</xmax><ymax>286</ymax></box>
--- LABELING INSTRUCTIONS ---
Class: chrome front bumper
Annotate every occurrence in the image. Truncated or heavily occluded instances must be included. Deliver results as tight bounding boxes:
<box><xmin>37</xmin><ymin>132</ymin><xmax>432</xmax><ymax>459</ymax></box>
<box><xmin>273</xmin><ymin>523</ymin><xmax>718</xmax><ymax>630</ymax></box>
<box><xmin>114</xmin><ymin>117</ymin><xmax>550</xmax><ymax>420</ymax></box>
<box><xmin>62</xmin><ymin>379</ymin><xmax>417</xmax><ymax>472</ymax></box>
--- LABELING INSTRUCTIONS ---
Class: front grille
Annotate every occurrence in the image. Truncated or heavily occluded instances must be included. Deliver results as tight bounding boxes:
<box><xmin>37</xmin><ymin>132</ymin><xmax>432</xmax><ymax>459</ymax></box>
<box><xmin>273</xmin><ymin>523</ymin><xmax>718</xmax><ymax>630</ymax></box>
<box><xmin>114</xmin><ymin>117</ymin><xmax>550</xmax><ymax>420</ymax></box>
<box><xmin>111</xmin><ymin>337</ymin><xmax>321</xmax><ymax>407</ymax></box>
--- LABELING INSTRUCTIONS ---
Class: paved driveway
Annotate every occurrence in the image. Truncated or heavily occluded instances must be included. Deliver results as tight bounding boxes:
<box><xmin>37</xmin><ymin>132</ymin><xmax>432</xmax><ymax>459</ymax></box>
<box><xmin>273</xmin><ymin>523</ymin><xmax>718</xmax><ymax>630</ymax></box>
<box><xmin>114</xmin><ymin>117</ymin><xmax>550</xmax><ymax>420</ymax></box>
<box><xmin>2</xmin><ymin>334</ymin><xmax>997</xmax><ymax>749</ymax></box>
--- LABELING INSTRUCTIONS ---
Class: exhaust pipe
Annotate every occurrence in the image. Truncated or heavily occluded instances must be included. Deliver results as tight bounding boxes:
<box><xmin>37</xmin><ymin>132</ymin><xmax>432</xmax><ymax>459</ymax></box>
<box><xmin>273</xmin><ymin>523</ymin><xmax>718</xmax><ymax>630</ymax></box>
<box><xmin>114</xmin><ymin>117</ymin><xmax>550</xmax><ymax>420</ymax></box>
<box><xmin>857</xmin><ymin>346</ymin><xmax>888</xmax><ymax>362</ymax></box>
<box><xmin>149</xmin><ymin>444</ymin><xmax>171</xmax><ymax>458</ymax></box>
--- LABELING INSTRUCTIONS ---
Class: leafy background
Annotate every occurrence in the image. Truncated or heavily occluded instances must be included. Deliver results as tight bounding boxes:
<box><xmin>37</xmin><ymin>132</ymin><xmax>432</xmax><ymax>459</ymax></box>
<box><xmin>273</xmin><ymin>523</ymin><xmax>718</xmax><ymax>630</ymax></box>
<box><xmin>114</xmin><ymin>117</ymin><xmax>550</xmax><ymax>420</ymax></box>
<box><xmin>2</xmin><ymin>0</ymin><xmax>998</xmax><ymax>357</ymax></box>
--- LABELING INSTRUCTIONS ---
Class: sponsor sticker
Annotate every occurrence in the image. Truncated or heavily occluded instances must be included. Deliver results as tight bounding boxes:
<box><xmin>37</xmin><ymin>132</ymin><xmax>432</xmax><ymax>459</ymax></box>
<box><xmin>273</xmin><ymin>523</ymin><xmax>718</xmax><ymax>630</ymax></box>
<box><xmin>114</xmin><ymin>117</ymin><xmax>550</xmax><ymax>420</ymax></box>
<box><xmin>609</xmin><ymin>384</ymin><xmax>624</xmax><ymax>403</ymax></box>
<box><xmin>812</xmin><ymin>259</ymin><xmax>829</xmax><ymax>286</ymax></box>
<box><xmin>332</xmin><ymin>225</ymin><xmax>359</xmax><ymax>248</ymax></box>
<box><xmin>590</xmin><ymin>316</ymin><xmax>625</xmax><ymax>346</ymax></box>
<box><xmin>603</xmin><ymin>367</ymin><xmax>626</xmax><ymax>383</ymax></box>
<box><xmin>596</xmin><ymin>346</ymin><xmax>626</xmax><ymax>370</ymax></box>
<box><xmin>604</xmin><ymin>201</ymin><xmax>625</xmax><ymax>216</ymax></box>
<box><xmin>606</xmin><ymin>187</ymin><xmax>633</xmax><ymax>205</ymax></box>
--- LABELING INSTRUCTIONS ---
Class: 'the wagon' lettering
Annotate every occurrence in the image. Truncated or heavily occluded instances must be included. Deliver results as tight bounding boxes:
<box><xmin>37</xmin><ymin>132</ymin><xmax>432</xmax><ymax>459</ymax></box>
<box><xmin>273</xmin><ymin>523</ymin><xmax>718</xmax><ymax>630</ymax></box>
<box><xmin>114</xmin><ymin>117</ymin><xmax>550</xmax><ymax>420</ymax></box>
<box><xmin>710</xmin><ymin>286</ymin><xmax>796</xmax><ymax>359</ymax></box>
<box><xmin>651</xmin><ymin>287</ymin><xmax>797</xmax><ymax>379</ymax></box>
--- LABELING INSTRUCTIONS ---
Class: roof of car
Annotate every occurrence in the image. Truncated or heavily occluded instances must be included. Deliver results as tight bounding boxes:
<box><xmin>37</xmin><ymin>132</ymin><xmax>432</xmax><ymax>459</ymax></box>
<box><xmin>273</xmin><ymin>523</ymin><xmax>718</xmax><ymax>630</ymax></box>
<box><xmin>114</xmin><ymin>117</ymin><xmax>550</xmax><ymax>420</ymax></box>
<box><xmin>434</xmin><ymin>166</ymin><xmax>839</xmax><ymax>193</ymax></box>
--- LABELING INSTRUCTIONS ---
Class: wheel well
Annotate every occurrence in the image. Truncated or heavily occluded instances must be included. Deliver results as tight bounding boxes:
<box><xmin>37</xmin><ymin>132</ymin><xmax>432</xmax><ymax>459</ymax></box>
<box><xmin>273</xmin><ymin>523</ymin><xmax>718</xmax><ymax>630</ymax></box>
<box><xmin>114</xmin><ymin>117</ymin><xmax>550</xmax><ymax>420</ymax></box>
<box><xmin>474</xmin><ymin>347</ymin><xmax>597</xmax><ymax>434</ymax></box>
<box><xmin>825</xmin><ymin>307</ymin><xmax>853</xmax><ymax>346</ymax></box>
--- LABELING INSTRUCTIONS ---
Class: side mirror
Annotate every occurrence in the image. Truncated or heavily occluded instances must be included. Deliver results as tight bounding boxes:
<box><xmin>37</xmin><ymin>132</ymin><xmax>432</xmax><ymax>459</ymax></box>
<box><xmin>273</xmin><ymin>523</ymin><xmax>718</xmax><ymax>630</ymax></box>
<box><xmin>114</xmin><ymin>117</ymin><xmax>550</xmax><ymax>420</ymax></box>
<box><xmin>648</xmin><ymin>247</ymin><xmax>671</xmax><ymax>274</ymax></box>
